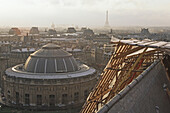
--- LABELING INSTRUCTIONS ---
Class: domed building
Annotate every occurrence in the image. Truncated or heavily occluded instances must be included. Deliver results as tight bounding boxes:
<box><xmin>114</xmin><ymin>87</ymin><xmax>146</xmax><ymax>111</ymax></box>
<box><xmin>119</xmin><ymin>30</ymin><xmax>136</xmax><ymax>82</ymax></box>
<box><xmin>9</xmin><ymin>27</ymin><xmax>21</xmax><ymax>35</ymax></box>
<box><xmin>29</xmin><ymin>27</ymin><xmax>39</xmax><ymax>34</ymax></box>
<box><xmin>3</xmin><ymin>43</ymin><xmax>97</xmax><ymax>110</ymax></box>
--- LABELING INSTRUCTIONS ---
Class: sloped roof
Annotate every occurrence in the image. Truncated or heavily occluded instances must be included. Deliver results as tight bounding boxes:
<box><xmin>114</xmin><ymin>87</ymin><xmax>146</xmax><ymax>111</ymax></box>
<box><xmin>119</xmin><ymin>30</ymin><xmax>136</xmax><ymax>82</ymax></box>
<box><xmin>98</xmin><ymin>61</ymin><xmax>170</xmax><ymax>113</ymax></box>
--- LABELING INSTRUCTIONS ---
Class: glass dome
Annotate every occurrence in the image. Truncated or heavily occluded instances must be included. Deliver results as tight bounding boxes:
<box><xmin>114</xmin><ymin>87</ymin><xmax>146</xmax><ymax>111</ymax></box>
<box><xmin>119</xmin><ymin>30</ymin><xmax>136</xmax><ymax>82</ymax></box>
<box><xmin>24</xmin><ymin>43</ymin><xmax>79</xmax><ymax>73</ymax></box>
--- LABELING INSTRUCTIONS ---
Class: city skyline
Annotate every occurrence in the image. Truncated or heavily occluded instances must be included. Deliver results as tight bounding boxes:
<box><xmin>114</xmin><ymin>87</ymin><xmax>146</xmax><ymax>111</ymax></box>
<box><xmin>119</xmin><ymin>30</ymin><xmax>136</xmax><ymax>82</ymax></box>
<box><xmin>0</xmin><ymin>0</ymin><xmax>170</xmax><ymax>27</ymax></box>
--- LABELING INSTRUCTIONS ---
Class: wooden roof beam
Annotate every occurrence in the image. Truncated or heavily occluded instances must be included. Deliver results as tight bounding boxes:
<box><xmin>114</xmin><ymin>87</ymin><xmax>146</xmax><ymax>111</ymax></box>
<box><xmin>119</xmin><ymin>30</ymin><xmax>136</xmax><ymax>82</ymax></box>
<box><xmin>113</xmin><ymin>46</ymin><xmax>144</xmax><ymax>59</ymax></box>
<box><xmin>106</xmin><ymin>68</ymin><xmax>145</xmax><ymax>72</ymax></box>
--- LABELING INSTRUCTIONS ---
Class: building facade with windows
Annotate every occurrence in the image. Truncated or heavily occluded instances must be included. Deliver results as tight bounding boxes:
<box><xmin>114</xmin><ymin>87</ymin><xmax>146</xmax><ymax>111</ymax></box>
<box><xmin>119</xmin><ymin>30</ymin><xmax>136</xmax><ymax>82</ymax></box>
<box><xmin>9</xmin><ymin>48</ymin><xmax>35</xmax><ymax>67</ymax></box>
<box><xmin>3</xmin><ymin>43</ymin><xmax>97</xmax><ymax>110</ymax></box>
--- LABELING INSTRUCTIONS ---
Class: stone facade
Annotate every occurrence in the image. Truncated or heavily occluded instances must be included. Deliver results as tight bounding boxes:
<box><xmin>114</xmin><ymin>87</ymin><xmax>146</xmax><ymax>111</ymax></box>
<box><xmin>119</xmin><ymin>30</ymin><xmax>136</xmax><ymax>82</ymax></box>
<box><xmin>0</xmin><ymin>57</ymin><xmax>8</xmax><ymax>89</ymax></box>
<box><xmin>9</xmin><ymin>48</ymin><xmax>35</xmax><ymax>67</ymax></box>
<box><xmin>3</xmin><ymin>71</ymin><xmax>97</xmax><ymax>109</ymax></box>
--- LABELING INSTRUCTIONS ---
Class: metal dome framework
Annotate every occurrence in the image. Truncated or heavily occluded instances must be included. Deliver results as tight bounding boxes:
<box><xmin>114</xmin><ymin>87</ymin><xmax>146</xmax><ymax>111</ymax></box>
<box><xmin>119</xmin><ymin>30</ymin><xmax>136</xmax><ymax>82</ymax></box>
<box><xmin>24</xmin><ymin>43</ymin><xmax>79</xmax><ymax>73</ymax></box>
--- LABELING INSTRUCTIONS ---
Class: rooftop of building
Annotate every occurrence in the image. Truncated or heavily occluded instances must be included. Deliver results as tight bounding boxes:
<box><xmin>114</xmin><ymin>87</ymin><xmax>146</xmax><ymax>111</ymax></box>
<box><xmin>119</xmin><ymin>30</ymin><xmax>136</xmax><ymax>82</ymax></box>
<box><xmin>5</xmin><ymin>43</ymin><xmax>96</xmax><ymax>79</ymax></box>
<box><xmin>6</xmin><ymin>64</ymin><xmax>96</xmax><ymax>79</ymax></box>
<box><xmin>98</xmin><ymin>60</ymin><xmax>170</xmax><ymax>113</ymax></box>
<box><xmin>80</xmin><ymin>39</ymin><xmax>170</xmax><ymax>113</ymax></box>
<box><xmin>11</xmin><ymin>48</ymin><xmax>36</xmax><ymax>53</ymax></box>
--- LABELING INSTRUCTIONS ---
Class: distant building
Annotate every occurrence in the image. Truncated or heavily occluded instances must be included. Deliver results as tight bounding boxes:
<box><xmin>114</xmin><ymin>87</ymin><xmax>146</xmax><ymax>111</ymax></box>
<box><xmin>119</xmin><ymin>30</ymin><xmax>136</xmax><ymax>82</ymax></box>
<box><xmin>141</xmin><ymin>28</ymin><xmax>150</xmax><ymax>35</ymax></box>
<box><xmin>9</xmin><ymin>48</ymin><xmax>35</xmax><ymax>67</ymax></box>
<box><xmin>91</xmin><ymin>47</ymin><xmax>103</xmax><ymax>64</ymax></box>
<box><xmin>29</xmin><ymin>27</ymin><xmax>39</xmax><ymax>34</ymax></box>
<box><xmin>9</xmin><ymin>28</ymin><xmax>21</xmax><ymax>35</ymax></box>
<box><xmin>109</xmin><ymin>29</ymin><xmax>113</xmax><ymax>34</ymax></box>
<box><xmin>21</xmin><ymin>33</ymin><xmax>33</xmax><ymax>43</ymax></box>
<box><xmin>0</xmin><ymin>43</ymin><xmax>11</xmax><ymax>54</ymax></box>
<box><xmin>81</xmin><ymin>27</ymin><xmax>87</xmax><ymax>32</ymax></box>
<box><xmin>93</xmin><ymin>34</ymin><xmax>111</xmax><ymax>44</ymax></box>
<box><xmin>48</xmin><ymin>29</ymin><xmax>57</xmax><ymax>35</ymax></box>
<box><xmin>0</xmin><ymin>57</ymin><xmax>8</xmax><ymax>89</ymax></box>
<box><xmin>67</xmin><ymin>27</ymin><xmax>76</xmax><ymax>33</ymax></box>
<box><xmin>103</xmin><ymin>44</ymin><xmax>115</xmax><ymax>64</ymax></box>
<box><xmin>39</xmin><ymin>29</ymin><xmax>48</xmax><ymax>36</ymax></box>
<box><xmin>83</xmin><ymin>29</ymin><xmax>94</xmax><ymax>36</ymax></box>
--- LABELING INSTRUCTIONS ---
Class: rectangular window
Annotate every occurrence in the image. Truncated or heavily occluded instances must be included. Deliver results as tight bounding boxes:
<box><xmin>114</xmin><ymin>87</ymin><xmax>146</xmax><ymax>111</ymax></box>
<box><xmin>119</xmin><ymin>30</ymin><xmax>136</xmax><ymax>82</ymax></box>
<box><xmin>7</xmin><ymin>90</ymin><xmax>11</xmax><ymax>103</ymax></box>
<box><xmin>62</xmin><ymin>94</ymin><xmax>67</xmax><ymax>104</ymax></box>
<box><xmin>49</xmin><ymin>95</ymin><xmax>55</xmax><ymax>106</ymax></box>
<box><xmin>25</xmin><ymin>94</ymin><xmax>30</xmax><ymax>105</ymax></box>
<box><xmin>16</xmin><ymin>92</ymin><xmax>19</xmax><ymax>105</ymax></box>
<box><xmin>74</xmin><ymin>92</ymin><xmax>79</xmax><ymax>102</ymax></box>
<box><xmin>37</xmin><ymin>95</ymin><xmax>42</xmax><ymax>106</ymax></box>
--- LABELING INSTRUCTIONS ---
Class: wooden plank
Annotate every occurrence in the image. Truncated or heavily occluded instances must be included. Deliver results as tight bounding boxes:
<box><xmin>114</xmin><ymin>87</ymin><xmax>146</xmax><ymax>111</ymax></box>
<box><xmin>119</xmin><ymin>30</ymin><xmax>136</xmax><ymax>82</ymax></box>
<box><xmin>105</xmin><ymin>48</ymin><xmax>148</xmax><ymax>102</ymax></box>
<box><xmin>106</xmin><ymin>68</ymin><xmax>145</xmax><ymax>72</ymax></box>
<box><xmin>113</xmin><ymin>46</ymin><xmax>144</xmax><ymax>59</ymax></box>
<box><xmin>115</xmin><ymin>47</ymin><xmax>148</xmax><ymax>91</ymax></box>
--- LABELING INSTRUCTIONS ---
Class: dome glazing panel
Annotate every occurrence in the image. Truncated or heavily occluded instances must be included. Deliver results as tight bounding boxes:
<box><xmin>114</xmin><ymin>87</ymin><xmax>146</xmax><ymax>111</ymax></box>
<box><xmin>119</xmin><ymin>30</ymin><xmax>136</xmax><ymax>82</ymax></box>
<box><xmin>24</xmin><ymin>43</ymin><xmax>79</xmax><ymax>73</ymax></box>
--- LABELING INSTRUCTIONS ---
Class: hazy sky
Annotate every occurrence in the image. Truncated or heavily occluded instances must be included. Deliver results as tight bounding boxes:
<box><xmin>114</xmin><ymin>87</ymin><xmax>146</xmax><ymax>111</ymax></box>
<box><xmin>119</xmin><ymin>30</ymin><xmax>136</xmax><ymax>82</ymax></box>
<box><xmin>0</xmin><ymin>0</ymin><xmax>169</xmax><ymax>27</ymax></box>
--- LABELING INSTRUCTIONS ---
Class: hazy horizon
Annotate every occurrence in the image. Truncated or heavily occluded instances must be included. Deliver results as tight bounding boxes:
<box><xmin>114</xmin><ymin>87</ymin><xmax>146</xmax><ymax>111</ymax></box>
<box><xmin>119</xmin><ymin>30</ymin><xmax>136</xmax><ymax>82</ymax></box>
<box><xmin>0</xmin><ymin>0</ymin><xmax>170</xmax><ymax>27</ymax></box>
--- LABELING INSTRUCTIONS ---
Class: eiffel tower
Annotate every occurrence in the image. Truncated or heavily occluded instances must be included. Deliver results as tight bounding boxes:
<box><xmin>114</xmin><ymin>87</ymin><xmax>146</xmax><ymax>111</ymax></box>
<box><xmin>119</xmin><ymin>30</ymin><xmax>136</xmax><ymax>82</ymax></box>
<box><xmin>104</xmin><ymin>10</ymin><xmax>110</xmax><ymax>27</ymax></box>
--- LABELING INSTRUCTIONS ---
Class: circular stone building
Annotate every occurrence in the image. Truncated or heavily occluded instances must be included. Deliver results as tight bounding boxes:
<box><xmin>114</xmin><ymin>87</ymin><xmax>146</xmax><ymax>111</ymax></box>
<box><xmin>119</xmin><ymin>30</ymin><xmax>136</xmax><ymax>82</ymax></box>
<box><xmin>3</xmin><ymin>43</ymin><xmax>97</xmax><ymax>110</ymax></box>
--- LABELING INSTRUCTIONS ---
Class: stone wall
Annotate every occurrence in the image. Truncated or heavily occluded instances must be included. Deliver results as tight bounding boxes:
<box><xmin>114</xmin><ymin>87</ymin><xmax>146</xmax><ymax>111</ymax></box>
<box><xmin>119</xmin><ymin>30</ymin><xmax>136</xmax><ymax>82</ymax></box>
<box><xmin>3</xmin><ymin>73</ymin><xmax>97</xmax><ymax>110</ymax></box>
